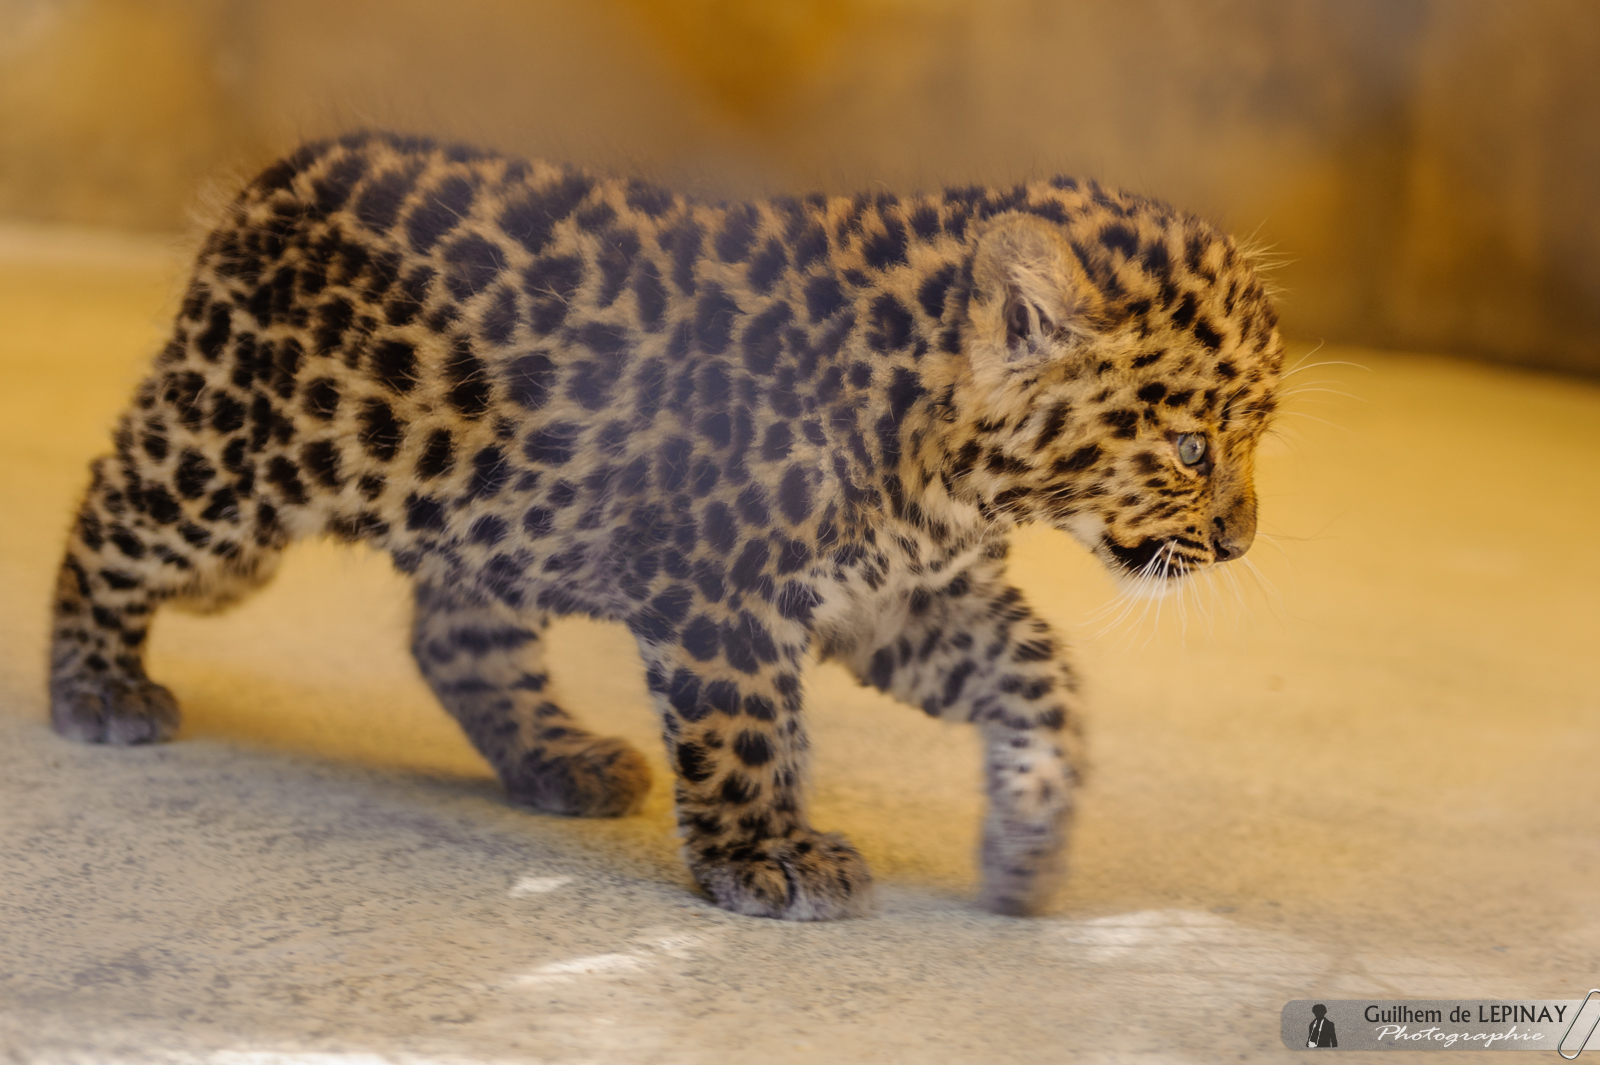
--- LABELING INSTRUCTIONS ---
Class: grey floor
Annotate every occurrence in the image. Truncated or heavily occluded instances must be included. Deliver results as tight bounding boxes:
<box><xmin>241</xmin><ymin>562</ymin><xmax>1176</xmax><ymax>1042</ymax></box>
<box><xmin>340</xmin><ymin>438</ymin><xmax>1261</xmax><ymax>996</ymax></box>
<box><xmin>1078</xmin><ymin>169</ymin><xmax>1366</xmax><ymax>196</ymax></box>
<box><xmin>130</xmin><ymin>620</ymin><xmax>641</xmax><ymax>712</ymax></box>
<box><xmin>3</xmin><ymin>232</ymin><xmax>1598</xmax><ymax>1063</ymax></box>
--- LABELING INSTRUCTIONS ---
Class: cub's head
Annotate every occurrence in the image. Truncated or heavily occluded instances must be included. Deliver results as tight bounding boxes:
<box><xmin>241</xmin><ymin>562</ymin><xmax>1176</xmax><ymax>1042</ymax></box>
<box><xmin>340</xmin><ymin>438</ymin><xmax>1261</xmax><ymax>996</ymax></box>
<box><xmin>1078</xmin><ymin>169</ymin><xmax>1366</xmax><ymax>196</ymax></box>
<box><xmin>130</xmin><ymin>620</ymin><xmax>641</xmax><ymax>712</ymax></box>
<box><xmin>944</xmin><ymin>197</ymin><xmax>1282</xmax><ymax>586</ymax></box>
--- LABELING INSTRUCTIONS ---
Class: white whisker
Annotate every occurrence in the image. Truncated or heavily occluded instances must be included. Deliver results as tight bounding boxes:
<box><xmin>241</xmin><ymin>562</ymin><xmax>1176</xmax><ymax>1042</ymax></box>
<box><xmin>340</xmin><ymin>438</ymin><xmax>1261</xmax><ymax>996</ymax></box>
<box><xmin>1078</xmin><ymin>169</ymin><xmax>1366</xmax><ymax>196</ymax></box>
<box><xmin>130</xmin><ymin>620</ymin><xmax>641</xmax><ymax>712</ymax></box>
<box><xmin>1275</xmin><ymin>384</ymin><xmax>1364</xmax><ymax>403</ymax></box>
<box><xmin>1254</xmin><ymin>531</ymin><xmax>1293</xmax><ymax>562</ymax></box>
<box><xmin>1274</xmin><ymin>409</ymin><xmax>1357</xmax><ymax>435</ymax></box>
<box><xmin>1240</xmin><ymin>554</ymin><xmax>1284</xmax><ymax>619</ymax></box>
<box><xmin>1281</xmin><ymin>358</ymin><xmax>1369</xmax><ymax>379</ymax></box>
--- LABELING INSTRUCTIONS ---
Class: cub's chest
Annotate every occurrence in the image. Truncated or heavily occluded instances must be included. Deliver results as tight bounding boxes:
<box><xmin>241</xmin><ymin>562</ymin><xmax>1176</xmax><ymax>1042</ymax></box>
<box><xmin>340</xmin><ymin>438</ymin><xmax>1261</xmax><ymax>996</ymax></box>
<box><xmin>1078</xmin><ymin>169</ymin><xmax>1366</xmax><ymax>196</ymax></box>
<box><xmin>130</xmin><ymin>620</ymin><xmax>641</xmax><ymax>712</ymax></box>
<box><xmin>808</xmin><ymin>511</ymin><xmax>998</xmax><ymax>650</ymax></box>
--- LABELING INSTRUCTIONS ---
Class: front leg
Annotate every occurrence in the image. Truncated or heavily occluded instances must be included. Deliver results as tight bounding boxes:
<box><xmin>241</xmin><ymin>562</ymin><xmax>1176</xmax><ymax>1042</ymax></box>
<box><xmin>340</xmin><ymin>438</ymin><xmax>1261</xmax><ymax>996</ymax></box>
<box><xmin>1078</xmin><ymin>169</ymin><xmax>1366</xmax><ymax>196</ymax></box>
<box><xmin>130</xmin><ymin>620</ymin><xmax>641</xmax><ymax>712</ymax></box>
<box><xmin>837</xmin><ymin>554</ymin><xmax>1086</xmax><ymax>915</ymax></box>
<box><xmin>633</xmin><ymin>605</ymin><xmax>871</xmax><ymax>920</ymax></box>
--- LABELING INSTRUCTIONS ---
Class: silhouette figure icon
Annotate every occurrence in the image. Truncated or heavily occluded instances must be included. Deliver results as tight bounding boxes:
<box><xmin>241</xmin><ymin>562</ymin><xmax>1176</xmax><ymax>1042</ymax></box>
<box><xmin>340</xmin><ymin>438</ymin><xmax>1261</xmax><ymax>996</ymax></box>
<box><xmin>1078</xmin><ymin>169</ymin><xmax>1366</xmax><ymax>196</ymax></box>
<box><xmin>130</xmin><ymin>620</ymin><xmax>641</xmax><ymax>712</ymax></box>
<box><xmin>1308</xmin><ymin>1004</ymin><xmax>1338</xmax><ymax>1048</ymax></box>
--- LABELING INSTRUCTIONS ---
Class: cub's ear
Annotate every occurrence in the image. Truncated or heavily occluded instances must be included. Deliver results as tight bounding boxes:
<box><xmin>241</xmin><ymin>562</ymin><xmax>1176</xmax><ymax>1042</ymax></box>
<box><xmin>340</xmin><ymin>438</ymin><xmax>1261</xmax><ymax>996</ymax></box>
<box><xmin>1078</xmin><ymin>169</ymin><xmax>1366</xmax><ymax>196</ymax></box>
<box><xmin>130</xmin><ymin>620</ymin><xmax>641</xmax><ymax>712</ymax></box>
<box><xmin>968</xmin><ymin>213</ymin><xmax>1096</xmax><ymax>385</ymax></box>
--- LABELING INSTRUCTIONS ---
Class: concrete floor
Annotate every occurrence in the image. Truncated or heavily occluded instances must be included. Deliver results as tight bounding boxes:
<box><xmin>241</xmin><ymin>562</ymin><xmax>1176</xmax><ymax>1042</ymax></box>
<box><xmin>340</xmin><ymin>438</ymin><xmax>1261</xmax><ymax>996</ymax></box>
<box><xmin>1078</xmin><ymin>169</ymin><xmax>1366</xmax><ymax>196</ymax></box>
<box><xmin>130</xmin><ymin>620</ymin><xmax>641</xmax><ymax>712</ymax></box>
<box><xmin>2</xmin><ymin>227</ymin><xmax>1598</xmax><ymax>1063</ymax></box>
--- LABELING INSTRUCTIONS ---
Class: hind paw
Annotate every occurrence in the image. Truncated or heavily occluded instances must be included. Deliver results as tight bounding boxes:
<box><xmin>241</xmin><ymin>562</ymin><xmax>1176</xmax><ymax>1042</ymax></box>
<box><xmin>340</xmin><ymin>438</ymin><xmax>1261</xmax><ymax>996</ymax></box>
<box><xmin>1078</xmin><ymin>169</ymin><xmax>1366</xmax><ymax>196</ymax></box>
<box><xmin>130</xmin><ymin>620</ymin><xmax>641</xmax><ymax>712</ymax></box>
<box><xmin>50</xmin><ymin>677</ymin><xmax>180</xmax><ymax>745</ymax></box>
<box><xmin>505</xmin><ymin>736</ymin><xmax>652</xmax><ymax>817</ymax></box>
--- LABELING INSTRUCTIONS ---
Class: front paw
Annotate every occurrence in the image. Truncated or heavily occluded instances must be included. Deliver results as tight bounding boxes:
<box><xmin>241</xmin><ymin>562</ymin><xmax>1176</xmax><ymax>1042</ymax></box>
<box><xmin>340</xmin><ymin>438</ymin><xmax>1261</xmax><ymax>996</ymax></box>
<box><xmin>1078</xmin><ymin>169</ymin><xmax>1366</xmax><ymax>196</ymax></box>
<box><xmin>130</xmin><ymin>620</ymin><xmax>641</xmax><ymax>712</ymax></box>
<box><xmin>693</xmin><ymin>831</ymin><xmax>873</xmax><ymax>920</ymax></box>
<box><xmin>978</xmin><ymin>814</ymin><xmax>1069</xmax><ymax>916</ymax></box>
<box><xmin>50</xmin><ymin>677</ymin><xmax>180</xmax><ymax>745</ymax></box>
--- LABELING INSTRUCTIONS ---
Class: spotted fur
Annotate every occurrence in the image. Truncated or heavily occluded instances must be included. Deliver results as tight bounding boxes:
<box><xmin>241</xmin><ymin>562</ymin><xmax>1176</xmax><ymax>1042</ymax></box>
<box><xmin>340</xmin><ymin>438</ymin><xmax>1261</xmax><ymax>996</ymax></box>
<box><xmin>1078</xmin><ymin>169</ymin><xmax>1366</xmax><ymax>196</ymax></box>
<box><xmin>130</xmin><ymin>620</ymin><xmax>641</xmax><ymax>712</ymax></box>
<box><xmin>48</xmin><ymin>132</ymin><xmax>1282</xmax><ymax>919</ymax></box>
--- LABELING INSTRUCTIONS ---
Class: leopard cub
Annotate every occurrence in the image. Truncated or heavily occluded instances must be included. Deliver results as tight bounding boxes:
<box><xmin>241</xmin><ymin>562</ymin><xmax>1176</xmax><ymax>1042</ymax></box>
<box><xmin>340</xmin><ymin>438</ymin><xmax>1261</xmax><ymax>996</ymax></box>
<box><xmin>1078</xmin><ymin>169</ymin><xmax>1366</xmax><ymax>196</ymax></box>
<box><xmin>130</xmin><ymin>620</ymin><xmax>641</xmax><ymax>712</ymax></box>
<box><xmin>49</xmin><ymin>132</ymin><xmax>1281</xmax><ymax>919</ymax></box>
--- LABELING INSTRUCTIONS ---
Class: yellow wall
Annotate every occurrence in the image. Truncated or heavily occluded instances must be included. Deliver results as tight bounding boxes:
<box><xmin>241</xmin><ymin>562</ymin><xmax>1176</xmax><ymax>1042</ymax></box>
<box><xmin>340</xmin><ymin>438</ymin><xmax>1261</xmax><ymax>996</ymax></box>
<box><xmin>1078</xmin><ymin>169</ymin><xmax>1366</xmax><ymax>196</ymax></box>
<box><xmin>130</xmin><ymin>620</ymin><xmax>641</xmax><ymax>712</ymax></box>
<box><xmin>2</xmin><ymin>0</ymin><xmax>1597</xmax><ymax>373</ymax></box>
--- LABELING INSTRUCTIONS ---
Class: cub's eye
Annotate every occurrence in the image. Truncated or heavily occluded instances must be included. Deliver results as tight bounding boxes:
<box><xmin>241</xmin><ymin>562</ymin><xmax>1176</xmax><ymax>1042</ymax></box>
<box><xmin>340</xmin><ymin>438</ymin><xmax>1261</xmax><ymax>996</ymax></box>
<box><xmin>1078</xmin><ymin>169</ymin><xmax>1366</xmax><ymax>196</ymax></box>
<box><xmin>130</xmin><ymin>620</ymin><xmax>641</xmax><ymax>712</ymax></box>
<box><xmin>1176</xmin><ymin>433</ymin><xmax>1207</xmax><ymax>466</ymax></box>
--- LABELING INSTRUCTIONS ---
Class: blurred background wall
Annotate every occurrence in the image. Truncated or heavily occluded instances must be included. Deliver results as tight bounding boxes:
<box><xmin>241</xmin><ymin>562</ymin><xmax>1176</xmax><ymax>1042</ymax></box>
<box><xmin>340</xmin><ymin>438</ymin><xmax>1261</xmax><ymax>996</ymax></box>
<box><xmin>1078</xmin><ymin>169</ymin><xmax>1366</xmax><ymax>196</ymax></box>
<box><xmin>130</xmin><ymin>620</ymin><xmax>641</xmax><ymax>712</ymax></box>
<box><xmin>2</xmin><ymin>0</ymin><xmax>1597</xmax><ymax>375</ymax></box>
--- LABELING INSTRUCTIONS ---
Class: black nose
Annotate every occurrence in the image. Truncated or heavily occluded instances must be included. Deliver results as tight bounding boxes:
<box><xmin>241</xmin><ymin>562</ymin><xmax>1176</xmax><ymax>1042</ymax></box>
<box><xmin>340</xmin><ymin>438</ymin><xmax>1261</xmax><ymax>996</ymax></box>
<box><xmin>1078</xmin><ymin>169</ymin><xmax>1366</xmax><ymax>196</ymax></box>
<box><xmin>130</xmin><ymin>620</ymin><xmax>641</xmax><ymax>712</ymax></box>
<box><xmin>1211</xmin><ymin>513</ymin><xmax>1252</xmax><ymax>562</ymax></box>
<box><xmin>1213</xmin><ymin>537</ymin><xmax>1245</xmax><ymax>562</ymax></box>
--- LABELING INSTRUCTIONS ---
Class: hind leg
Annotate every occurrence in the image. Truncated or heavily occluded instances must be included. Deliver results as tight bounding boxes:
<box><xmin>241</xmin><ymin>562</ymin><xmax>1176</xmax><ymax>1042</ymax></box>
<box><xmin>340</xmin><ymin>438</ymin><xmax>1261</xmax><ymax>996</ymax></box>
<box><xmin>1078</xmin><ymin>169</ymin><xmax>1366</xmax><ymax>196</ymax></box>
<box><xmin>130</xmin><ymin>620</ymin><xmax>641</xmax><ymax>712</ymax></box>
<box><xmin>49</xmin><ymin>456</ymin><xmax>281</xmax><ymax>745</ymax></box>
<box><xmin>410</xmin><ymin>577</ymin><xmax>651</xmax><ymax>817</ymax></box>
